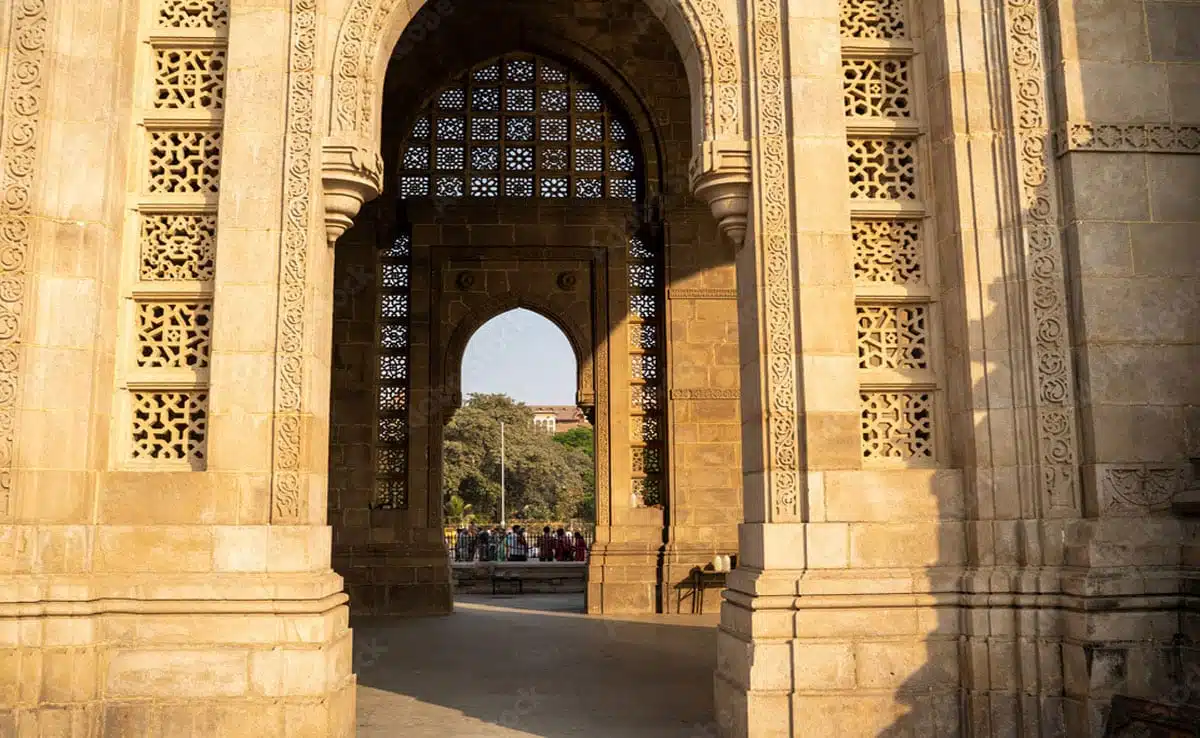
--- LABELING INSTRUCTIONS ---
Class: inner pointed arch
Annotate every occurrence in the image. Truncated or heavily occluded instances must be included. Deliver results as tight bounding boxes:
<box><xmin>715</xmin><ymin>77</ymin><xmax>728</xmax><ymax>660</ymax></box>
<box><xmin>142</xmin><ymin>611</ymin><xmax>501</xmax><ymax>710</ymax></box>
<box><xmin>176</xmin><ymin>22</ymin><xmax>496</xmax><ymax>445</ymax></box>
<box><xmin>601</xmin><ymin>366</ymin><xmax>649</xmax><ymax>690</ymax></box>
<box><xmin>444</xmin><ymin>295</ymin><xmax>591</xmax><ymax>412</ymax></box>
<box><xmin>461</xmin><ymin>308</ymin><xmax>579</xmax><ymax>406</ymax></box>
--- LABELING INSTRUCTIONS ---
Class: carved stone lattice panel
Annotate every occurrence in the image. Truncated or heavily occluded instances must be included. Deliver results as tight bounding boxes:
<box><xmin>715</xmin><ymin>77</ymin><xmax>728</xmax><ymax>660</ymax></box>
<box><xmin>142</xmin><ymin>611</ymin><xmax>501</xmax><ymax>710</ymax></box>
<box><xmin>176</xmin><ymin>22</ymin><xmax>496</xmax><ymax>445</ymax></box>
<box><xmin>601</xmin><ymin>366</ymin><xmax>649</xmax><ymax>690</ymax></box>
<box><xmin>373</xmin><ymin>233</ymin><xmax>412</xmax><ymax>509</ymax></box>
<box><xmin>154</xmin><ymin>48</ymin><xmax>227</xmax><ymax>110</ymax></box>
<box><xmin>856</xmin><ymin>303</ymin><xmax>928</xmax><ymax>370</ymax></box>
<box><xmin>127</xmin><ymin>5</ymin><xmax>229</xmax><ymax>473</ymax></box>
<box><xmin>847</xmin><ymin>138</ymin><xmax>917</xmax><ymax>200</ymax></box>
<box><xmin>147</xmin><ymin>131</ymin><xmax>223</xmax><ymax>193</ymax></box>
<box><xmin>135</xmin><ymin>302</ymin><xmax>213</xmax><ymax>369</ymax></box>
<box><xmin>631</xmin><ymin>415</ymin><xmax>662</xmax><ymax>443</ymax></box>
<box><xmin>139</xmin><ymin>214</ymin><xmax>217</xmax><ymax>281</ymax></box>
<box><xmin>157</xmin><ymin>0</ymin><xmax>230</xmax><ymax>30</ymax></box>
<box><xmin>843</xmin><ymin>58</ymin><xmax>911</xmax><ymax>118</ymax></box>
<box><xmin>852</xmin><ymin>219</ymin><xmax>922</xmax><ymax>284</ymax></box>
<box><xmin>398</xmin><ymin>53</ymin><xmax>640</xmax><ymax>201</ymax></box>
<box><xmin>840</xmin><ymin>0</ymin><xmax>908</xmax><ymax>39</ymax></box>
<box><xmin>630</xmin><ymin>446</ymin><xmax>663</xmax><ymax>475</ymax></box>
<box><xmin>629</xmin><ymin>323</ymin><xmax>657</xmax><ymax>350</ymax></box>
<box><xmin>627</xmin><ymin>233</ymin><xmax>665</xmax><ymax>508</ymax></box>
<box><xmin>860</xmin><ymin>391</ymin><xmax>934</xmax><ymax>461</ymax></box>
<box><xmin>131</xmin><ymin>391</ymin><xmax>209</xmax><ymax>465</ymax></box>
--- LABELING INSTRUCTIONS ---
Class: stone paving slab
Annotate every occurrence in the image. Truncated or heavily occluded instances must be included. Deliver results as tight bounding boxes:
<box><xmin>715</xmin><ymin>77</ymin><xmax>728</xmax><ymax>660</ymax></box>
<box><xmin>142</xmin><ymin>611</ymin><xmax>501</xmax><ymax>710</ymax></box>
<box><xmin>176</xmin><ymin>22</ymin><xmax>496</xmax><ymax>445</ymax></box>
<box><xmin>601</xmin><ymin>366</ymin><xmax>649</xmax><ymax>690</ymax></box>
<box><xmin>354</xmin><ymin>594</ymin><xmax>720</xmax><ymax>737</ymax></box>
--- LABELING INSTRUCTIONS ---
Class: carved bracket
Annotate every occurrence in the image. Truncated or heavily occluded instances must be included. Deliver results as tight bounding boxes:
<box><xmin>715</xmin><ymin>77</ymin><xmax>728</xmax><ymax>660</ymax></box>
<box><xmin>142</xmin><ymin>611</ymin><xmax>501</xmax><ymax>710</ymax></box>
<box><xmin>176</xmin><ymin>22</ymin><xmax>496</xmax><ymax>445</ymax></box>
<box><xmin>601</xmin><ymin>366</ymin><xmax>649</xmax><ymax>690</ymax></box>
<box><xmin>321</xmin><ymin>140</ymin><xmax>385</xmax><ymax>246</ymax></box>
<box><xmin>576</xmin><ymin>390</ymin><xmax>595</xmax><ymax>425</ymax></box>
<box><xmin>690</xmin><ymin>140</ymin><xmax>752</xmax><ymax>247</ymax></box>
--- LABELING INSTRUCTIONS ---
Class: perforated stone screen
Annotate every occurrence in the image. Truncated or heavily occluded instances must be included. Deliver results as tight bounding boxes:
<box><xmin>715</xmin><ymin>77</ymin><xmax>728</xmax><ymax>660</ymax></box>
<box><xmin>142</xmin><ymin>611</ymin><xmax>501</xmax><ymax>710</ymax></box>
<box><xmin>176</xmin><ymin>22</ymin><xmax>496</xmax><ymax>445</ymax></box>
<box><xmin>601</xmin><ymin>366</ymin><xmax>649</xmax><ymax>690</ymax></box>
<box><xmin>397</xmin><ymin>52</ymin><xmax>640</xmax><ymax>201</ymax></box>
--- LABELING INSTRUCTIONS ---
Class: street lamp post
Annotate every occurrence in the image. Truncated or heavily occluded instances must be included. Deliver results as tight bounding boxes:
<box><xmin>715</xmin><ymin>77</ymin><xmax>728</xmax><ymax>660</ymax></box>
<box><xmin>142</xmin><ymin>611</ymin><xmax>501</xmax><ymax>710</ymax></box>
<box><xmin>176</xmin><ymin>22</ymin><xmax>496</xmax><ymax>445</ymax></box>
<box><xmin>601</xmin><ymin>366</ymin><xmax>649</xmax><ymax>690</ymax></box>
<box><xmin>499</xmin><ymin>420</ymin><xmax>506</xmax><ymax>527</ymax></box>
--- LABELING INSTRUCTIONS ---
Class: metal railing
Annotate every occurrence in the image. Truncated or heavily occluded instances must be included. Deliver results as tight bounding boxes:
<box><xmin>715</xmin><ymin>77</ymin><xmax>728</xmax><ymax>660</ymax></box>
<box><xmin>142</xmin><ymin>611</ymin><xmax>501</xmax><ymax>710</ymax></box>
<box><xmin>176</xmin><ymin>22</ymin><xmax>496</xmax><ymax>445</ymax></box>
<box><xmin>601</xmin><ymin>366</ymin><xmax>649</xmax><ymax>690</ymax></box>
<box><xmin>445</xmin><ymin>526</ymin><xmax>593</xmax><ymax>563</ymax></box>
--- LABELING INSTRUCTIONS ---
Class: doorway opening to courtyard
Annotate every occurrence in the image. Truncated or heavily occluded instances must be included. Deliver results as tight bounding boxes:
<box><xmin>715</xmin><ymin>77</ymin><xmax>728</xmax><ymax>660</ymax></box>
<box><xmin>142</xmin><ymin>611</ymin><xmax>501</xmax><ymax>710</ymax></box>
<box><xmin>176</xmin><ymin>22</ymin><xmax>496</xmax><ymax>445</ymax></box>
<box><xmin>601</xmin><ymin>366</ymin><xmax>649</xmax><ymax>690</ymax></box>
<box><xmin>444</xmin><ymin>308</ymin><xmax>597</xmax><ymax>601</ymax></box>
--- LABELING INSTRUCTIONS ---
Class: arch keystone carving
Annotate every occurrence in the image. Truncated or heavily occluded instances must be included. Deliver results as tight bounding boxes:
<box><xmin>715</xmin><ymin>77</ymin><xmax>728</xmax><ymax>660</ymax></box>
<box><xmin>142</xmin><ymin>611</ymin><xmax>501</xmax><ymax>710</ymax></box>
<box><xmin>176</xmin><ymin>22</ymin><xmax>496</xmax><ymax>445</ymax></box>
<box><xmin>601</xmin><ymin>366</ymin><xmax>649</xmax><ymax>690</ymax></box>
<box><xmin>690</xmin><ymin>141</ymin><xmax>751</xmax><ymax>245</ymax></box>
<box><xmin>321</xmin><ymin>141</ymin><xmax>384</xmax><ymax>246</ymax></box>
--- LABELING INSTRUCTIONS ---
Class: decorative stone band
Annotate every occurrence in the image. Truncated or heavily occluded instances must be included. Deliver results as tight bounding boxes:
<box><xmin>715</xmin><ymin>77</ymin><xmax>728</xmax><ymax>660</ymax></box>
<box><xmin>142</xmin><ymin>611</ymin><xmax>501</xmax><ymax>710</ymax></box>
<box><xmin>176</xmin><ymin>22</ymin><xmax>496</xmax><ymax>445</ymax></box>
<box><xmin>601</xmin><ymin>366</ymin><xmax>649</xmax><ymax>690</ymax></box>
<box><xmin>0</xmin><ymin>592</ymin><xmax>348</xmax><ymax>618</ymax></box>
<box><xmin>1056</xmin><ymin>123</ymin><xmax>1200</xmax><ymax>156</ymax></box>
<box><xmin>667</xmin><ymin>288</ymin><xmax>737</xmax><ymax>300</ymax></box>
<box><xmin>0</xmin><ymin>0</ymin><xmax>49</xmax><ymax>518</ymax></box>
<box><xmin>669</xmin><ymin>388</ymin><xmax>739</xmax><ymax>400</ymax></box>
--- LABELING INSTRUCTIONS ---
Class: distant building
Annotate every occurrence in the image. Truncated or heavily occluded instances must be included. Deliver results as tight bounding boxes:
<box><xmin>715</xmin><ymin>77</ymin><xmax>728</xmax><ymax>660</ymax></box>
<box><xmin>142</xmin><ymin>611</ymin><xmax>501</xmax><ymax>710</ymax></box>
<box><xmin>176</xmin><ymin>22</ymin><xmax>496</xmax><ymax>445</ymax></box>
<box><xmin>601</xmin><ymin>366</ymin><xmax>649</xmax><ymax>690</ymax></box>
<box><xmin>529</xmin><ymin>405</ymin><xmax>590</xmax><ymax>434</ymax></box>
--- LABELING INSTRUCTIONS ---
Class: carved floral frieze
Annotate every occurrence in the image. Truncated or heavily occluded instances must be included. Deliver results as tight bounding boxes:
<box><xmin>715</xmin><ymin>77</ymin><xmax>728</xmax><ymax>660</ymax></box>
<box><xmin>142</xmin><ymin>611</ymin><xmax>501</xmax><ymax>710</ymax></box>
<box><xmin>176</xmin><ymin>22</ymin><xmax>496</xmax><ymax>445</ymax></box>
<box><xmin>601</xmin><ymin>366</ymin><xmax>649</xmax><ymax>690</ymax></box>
<box><xmin>1057</xmin><ymin>123</ymin><xmax>1200</xmax><ymax>155</ymax></box>
<box><xmin>1098</xmin><ymin>464</ymin><xmax>1190</xmax><ymax>515</ymax></box>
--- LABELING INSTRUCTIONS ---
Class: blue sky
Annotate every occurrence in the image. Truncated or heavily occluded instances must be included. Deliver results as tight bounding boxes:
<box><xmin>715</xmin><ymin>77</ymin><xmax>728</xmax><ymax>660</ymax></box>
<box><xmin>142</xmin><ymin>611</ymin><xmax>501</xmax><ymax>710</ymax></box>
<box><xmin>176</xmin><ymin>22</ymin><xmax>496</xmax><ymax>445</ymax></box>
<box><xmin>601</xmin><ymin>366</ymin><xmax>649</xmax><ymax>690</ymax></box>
<box><xmin>461</xmin><ymin>308</ymin><xmax>577</xmax><ymax>405</ymax></box>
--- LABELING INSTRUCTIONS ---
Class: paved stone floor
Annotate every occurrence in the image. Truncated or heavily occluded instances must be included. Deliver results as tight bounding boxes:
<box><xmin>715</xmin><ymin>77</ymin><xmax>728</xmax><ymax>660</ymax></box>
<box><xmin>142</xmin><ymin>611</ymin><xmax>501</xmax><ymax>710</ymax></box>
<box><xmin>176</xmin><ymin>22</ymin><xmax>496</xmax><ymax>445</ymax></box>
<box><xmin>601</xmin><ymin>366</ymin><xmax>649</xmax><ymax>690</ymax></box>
<box><xmin>353</xmin><ymin>594</ymin><xmax>721</xmax><ymax>737</ymax></box>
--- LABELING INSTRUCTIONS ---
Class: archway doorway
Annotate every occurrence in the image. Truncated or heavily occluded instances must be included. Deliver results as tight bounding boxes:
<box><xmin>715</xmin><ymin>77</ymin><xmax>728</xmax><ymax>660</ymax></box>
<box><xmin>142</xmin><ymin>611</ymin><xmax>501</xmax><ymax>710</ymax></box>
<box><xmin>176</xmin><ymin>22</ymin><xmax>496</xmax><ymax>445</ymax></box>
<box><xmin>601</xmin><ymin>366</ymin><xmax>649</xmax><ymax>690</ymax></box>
<box><xmin>445</xmin><ymin>308</ymin><xmax>596</xmax><ymax>603</ymax></box>
<box><xmin>328</xmin><ymin>0</ymin><xmax>740</xmax><ymax>620</ymax></box>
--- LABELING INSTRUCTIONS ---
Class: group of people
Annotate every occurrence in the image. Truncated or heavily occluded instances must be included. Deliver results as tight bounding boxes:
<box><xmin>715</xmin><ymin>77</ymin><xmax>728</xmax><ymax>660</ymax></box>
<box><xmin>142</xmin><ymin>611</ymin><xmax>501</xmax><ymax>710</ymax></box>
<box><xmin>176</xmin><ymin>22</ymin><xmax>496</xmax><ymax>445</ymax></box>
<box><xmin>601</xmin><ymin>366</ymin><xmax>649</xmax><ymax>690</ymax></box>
<box><xmin>451</xmin><ymin>524</ymin><xmax>588</xmax><ymax>563</ymax></box>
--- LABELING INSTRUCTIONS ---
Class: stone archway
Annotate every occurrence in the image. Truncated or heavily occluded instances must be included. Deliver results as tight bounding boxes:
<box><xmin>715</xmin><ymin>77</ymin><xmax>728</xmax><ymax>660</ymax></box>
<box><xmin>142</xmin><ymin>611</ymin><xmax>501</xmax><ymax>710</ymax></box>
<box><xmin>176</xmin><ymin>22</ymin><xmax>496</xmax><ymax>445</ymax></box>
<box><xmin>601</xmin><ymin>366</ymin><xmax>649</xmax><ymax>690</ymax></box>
<box><xmin>441</xmin><ymin>295</ymin><xmax>594</xmax><ymax>418</ymax></box>
<box><xmin>329</xmin><ymin>0</ymin><xmax>745</xmax><ymax>152</ymax></box>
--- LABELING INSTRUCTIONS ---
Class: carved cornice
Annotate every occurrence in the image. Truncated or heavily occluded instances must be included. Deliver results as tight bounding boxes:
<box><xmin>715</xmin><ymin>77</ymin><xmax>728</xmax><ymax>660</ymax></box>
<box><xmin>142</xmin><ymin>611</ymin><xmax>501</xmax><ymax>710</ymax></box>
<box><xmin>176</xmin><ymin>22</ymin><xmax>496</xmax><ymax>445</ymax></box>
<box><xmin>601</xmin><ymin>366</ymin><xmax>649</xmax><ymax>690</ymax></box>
<box><xmin>690</xmin><ymin>140</ymin><xmax>752</xmax><ymax>246</ymax></box>
<box><xmin>321</xmin><ymin>140</ymin><xmax>385</xmax><ymax>246</ymax></box>
<box><xmin>1056</xmin><ymin>123</ymin><xmax>1200</xmax><ymax>155</ymax></box>
<box><xmin>0</xmin><ymin>592</ymin><xmax>349</xmax><ymax>618</ymax></box>
<box><xmin>0</xmin><ymin>0</ymin><xmax>48</xmax><ymax>518</ymax></box>
<box><xmin>669</xmin><ymin>389</ymin><xmax>739</xmax><ymax>400</ymax></box>
<box><xmin>667</xmin><ymin>288</ymin><xmax>737</xmax><ymax>300</ymax></box>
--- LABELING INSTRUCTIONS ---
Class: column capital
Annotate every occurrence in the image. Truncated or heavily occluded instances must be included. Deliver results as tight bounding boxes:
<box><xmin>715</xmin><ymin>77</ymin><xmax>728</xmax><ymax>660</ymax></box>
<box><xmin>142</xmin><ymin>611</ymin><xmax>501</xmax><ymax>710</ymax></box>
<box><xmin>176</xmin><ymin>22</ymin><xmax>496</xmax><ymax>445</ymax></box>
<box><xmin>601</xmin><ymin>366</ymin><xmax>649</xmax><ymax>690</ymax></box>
<box><xmin>690</xmin><ymin>140</ymin><xmax>752</xmax><ymax>246</ymax></box>
<box><xmin>321</xmin><ymin>139</ymin><xmax>385</xmax><ymax>246</ymax></box>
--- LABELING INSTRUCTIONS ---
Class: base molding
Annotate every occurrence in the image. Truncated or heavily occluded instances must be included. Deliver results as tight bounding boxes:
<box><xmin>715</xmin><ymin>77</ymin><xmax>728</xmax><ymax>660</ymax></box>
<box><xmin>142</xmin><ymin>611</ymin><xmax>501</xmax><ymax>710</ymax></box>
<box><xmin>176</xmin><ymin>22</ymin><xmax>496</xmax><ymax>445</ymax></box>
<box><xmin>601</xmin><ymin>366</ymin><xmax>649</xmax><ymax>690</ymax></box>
<box><xmin>586</xmin><ymin>542</ymin><xmax>660</xmax><ymax>614</ymax></box>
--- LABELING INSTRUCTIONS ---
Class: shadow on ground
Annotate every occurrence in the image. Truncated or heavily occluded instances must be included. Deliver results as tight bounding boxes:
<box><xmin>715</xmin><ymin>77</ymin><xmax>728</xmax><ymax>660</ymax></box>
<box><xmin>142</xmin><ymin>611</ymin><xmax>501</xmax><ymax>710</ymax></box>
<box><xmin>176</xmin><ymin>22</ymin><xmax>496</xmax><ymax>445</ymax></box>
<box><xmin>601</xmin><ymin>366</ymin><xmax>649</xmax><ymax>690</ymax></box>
<box><xmin>353</xmin><ymin>593</ymin><xmax>720</xmax><ymax>737</ymax></box>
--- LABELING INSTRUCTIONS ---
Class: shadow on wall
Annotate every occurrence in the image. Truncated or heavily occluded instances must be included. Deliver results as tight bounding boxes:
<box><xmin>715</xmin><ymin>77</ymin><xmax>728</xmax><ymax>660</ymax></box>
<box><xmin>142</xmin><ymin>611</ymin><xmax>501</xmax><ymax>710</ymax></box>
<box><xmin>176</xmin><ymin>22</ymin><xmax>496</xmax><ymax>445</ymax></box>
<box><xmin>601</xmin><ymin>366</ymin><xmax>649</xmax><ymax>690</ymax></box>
<box><xmin>352</xmin><ymin>597</ymin><xmax>720</xmax><ymax>737</ymax></box>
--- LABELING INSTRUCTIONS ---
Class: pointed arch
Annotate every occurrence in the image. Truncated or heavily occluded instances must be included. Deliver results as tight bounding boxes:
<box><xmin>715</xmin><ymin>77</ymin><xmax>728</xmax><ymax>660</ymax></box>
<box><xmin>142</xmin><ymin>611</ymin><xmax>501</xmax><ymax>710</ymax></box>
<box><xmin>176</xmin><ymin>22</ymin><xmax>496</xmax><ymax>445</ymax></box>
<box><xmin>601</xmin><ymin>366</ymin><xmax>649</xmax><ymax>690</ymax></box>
<box><xmin>328</xmin><ymin>0</ymin><xmax>743</xmax><ymax>153</ymax></box>
<box><xmin>442</xmin><ymin>293</ymin><xmax>592</xmax><ymax>415</ymax></box>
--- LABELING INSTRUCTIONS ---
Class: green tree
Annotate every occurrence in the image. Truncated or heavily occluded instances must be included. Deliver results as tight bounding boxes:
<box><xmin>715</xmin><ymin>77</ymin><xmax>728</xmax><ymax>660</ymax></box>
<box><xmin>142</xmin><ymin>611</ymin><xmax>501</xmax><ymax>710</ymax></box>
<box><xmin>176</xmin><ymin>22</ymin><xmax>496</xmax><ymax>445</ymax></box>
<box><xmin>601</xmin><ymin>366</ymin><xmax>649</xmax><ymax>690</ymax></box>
<box><xmin>552</xmin><ymin>426</ymin><xmax>594</xmax><ymax>459</ymax></box>
<box><xmin>444</xmin><ymin>494</ymin><xmax>474</xmax><ymax>527</ymax></box>
<box><xmin>442</xmin><ymin>394</ymin><xmax>595</xmax><ymax>523</ymax></box>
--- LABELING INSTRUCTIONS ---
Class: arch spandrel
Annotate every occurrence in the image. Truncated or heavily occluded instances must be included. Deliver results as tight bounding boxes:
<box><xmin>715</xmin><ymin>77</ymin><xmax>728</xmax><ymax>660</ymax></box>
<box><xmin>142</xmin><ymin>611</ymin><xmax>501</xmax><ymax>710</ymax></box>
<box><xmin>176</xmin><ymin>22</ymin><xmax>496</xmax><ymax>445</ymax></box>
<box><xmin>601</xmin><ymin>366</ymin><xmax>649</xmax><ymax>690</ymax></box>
<box><xmin>322</xmin><ymin>0</ymin><xmax>752</xmax><ymax>245</ymax></box>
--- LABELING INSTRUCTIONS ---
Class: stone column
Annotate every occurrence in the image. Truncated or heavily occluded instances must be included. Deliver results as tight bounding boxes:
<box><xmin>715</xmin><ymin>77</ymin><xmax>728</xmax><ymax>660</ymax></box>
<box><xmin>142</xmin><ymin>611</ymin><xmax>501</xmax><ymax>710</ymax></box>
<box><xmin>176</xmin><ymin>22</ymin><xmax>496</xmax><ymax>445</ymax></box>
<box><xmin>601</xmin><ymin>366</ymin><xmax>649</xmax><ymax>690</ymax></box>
<box><xmin>717</xmin><ymin>0</ymin><xmax>969</xmax><ymax>735</ymax></box>
<box><xmin>1045</xmin><ymin>0</ymin><xmax>1198</xmax><ymax>732</ymax></box>
<box><xmin>3</xmin><ymin>0</ymin><xmax>356</xmax><ymax>733</ymax></box>
<box><xmin>660</xmin><ymin>201</ymin><xmax>743</xmax><ymax>615</ymax></box>
<box><xmin>1</xmin><ymin>0</ymin><xmax>130</xmax><ymax>731</ymax></box>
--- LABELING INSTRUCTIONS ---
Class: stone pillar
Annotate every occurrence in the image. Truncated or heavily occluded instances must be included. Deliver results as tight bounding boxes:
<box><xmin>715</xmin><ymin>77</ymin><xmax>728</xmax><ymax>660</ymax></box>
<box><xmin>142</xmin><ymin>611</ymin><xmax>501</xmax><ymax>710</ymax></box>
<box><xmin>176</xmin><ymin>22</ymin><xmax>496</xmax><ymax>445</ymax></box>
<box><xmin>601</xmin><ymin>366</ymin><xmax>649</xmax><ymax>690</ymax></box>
<box><xmin>717</xmin><ymin>0</ymin><xmax>968</xmax><ymax>735</ymax></box>
<box><xmin>0</xmin><ymin>0</ymin><xmax>128</xmax><ymax>731</ymax></box>
<box><xmin>660</xmin><ymin>202</ymin><xmax>743</xmax><ymax>615</ymax></box>
<box><xmin>589</xmin><ymin>211</ymin><xmax>661</xmax><ymax>615</ymax></box>
<box><xmin>0</xmin><ymin>0</ymin><xmax>354</xmax><ymax>733</ymax></box>
<box><xmin>1046</xmin><ymin>0</ymin><xmax>1199</xmax><ymax>732</ymax></box>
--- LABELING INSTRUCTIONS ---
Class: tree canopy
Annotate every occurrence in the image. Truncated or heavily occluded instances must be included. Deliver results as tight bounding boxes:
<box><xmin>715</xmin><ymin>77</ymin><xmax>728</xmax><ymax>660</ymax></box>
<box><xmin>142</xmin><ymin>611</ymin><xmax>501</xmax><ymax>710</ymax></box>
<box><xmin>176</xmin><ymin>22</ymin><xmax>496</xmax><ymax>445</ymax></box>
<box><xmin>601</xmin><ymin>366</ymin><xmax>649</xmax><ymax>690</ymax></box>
<box><xmin>443</xmin><ymin>394</ymin><xmax>594</xmax><ymax>523</ymax></box>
